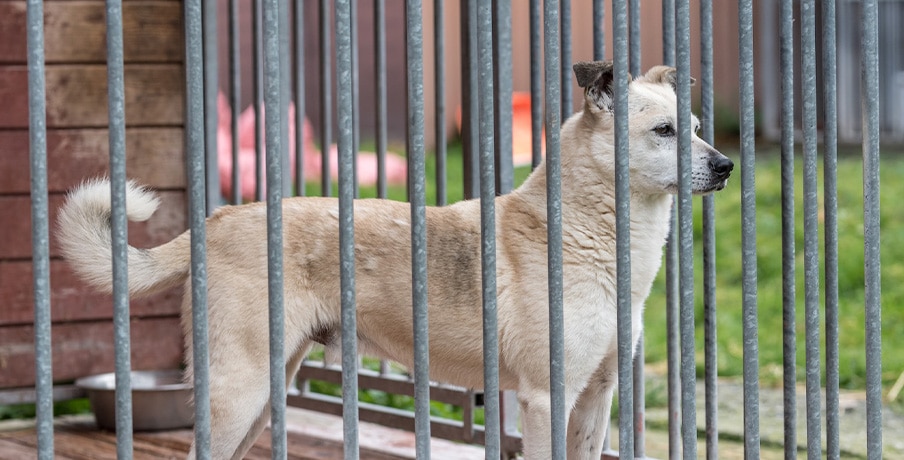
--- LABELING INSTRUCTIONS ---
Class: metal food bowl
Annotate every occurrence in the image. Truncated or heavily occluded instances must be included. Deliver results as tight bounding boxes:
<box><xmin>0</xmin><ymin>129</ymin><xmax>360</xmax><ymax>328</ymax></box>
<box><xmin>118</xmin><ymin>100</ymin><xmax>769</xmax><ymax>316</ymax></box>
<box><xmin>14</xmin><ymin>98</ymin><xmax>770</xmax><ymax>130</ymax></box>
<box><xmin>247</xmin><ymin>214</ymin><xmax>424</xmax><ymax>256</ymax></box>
<box><xmin>75</xmin><ymin>369</ymin><xmax>194</xmax><ymax>432</ymax></box>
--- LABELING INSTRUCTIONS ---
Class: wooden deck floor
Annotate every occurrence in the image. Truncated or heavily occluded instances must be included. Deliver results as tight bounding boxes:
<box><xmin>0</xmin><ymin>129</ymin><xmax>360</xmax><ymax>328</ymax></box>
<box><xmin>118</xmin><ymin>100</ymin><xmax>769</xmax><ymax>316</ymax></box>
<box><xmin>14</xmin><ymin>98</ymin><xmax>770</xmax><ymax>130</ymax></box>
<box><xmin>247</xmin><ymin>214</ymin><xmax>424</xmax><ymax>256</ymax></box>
<box><xmin>0</xmin><ymin>408</ymin><xmax>486</xmax><ymax>459</ymax></box>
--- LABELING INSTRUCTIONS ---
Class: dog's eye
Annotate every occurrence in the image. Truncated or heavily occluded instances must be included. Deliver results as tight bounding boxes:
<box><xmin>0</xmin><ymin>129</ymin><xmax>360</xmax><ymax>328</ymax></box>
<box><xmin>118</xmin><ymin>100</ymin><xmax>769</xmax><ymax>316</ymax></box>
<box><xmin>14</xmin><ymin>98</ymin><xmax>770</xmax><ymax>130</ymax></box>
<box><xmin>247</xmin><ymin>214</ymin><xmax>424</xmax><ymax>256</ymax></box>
<box><xmin>653</xmin><ymin>124</ymin><xmax>675</xmax><ymax>137</ymax></box>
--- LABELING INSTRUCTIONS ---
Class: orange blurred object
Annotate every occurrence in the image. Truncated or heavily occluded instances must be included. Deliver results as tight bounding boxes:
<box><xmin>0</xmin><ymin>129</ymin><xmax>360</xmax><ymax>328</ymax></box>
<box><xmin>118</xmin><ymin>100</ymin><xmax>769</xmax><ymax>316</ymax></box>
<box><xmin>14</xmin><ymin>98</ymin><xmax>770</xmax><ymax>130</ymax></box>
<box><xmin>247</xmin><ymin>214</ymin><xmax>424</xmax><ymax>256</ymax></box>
<box><xmin>456</xmin><ymin>91</ymin><xmax>545</xmax><ymax>167</ymax></box>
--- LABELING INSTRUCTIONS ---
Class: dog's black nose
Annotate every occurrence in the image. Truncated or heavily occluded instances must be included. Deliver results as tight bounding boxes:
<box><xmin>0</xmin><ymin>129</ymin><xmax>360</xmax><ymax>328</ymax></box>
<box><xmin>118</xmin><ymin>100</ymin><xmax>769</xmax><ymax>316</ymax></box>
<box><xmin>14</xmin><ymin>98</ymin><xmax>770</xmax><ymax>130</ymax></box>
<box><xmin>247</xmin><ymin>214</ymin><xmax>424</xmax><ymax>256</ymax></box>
<box><xmin>709</xmin><ymin>156</ymin><xmax>734</xmax><ymax>178</ymax></box>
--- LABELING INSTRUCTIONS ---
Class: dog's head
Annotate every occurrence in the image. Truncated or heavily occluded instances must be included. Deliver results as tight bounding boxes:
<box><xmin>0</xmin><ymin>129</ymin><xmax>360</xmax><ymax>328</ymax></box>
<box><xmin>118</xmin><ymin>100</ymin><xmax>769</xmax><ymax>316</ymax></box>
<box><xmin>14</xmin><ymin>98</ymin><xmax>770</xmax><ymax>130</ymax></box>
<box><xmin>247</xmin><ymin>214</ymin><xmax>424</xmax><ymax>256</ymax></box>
<box><xmin>573</xmin><ymin>60</ymin><xmax>733</xmax><ymax>195</ymax></box>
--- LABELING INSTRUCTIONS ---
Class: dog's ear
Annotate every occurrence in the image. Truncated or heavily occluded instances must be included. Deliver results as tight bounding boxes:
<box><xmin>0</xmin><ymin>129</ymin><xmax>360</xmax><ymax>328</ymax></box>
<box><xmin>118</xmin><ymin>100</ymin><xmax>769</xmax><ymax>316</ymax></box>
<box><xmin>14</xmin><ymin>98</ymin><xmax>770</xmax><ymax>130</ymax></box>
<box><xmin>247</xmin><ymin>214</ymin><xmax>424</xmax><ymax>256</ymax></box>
<box><xmin>573</xmin><ymin>60</ymin><xmax>615</xmax><ymax>112</ymax></box>
<box><xmin>643</xmin><ymin>65</ymin><xmax>696</xmax><ymax>93</ymax></box>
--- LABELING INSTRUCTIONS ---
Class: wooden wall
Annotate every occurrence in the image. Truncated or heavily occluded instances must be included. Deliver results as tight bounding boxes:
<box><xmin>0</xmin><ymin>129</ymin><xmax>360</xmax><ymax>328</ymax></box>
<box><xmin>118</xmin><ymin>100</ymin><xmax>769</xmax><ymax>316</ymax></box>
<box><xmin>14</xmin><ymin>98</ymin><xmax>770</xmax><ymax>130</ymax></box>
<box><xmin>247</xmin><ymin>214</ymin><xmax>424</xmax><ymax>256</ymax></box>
<box><xmin>0</xmin><ymin>0</ymin><xmax>188</xmax><ymax>393</ymax></box>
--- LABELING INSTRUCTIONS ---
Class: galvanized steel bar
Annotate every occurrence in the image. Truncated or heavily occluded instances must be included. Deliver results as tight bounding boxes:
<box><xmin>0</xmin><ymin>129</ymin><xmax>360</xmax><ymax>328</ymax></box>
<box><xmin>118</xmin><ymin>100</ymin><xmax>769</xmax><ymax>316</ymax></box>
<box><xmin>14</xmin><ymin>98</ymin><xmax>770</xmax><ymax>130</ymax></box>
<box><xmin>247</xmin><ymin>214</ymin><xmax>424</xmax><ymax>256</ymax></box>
<box><xmin>779</xmin><ymin>0</ymin><xmax>797</xmax><ymax>457</ymax></box>
<box><xmin>254</xmin><ymin>0</ymin><xmax>265</xmax><ymax>201</ymax></box>
<box><xmin>350</xmin><ymin>0</ymin><xmax>359</xmax><ymax>196</ymax></box>
<box><xmin>294</xmin><ymin>0</ymin><xmax>306</xmax><ymax>197</ymax></box>
<box><xmin>405</xmin><ymin>0</ymin><xmax>431</xmax><ymax>456</ymax></box>
<box><xmin>699</xmin><ymin>1</ymin><xmax>718</xmax><ymax>458</ymax></box>
<box><xmin>493</xmin><ymin>0</ymin><xmax>513</xmax><ymax>195</ymax></box>
<box><xmin>629</xmin><ymin>0</ymin><xmax>640</xmax><ymax>75</ymax></box>
<box><xmin>204</xmin><ymin>0</ymin><xmax>219</xmax><ymax>213</ymax></box>
<box><xmin>739</xmin><ymin>0</ymin><xmax>761</xmax><ymax>456</ymax></box>
<box><xmin>559</xmin><ymin>0</ymin><xmax>571</xmax><ymax>118</ymax></box>
<box><xmin>335</xmin><ymin>0</ymin><xmax>360</xmax><ymax>457</ymax></box>
<box><xmin>593</xmin><ymin>0</ymin><xmax>605</xmax><ymax>60</ymax></box>
<box><xmin>801</xmin><ymin>2</ymin><xmax>822</xmax><ymax>458</ymax></box>
<box><xmin>822</xmin><ymin>0</ymin><xmax>841</xmax><ymax>457</ymax></box>
<box><xmin>661</xmin><ymin>2</ymin><xmax>679</xmax><ymax>458</ymax></box>
<box><xmin>185</xmin><ymin>0</ymin><xmax>212</xmax><ymax>455</ymax></box>
<box><xmin>229</xmin><ymin>0</ymin><xmax>242</xmax><ymax>204</ymax></box>
<box><xmin>434</xmin><ymin>0</ymin><xmax>446</xmax><ymax>205</ymax></box>
<box><xmin>262</xmin><ymin>0</ymin><xmax>287</xmax><ymax>455</ymax></box>
<box><xmin>374</xmin><ymin>0</ymin><xmax>387</xmax><ymax>199</ymax></box>
<box><xmin>529</xmin><ymin>0</ymin><xmax>542</xmax><ymax>170</ymax></box>
<box><xmin>105</xmin><ymin>0</ymin><xmax>134</xmax><ymax>455</ymax></box>
<box><xmin>860</xmin><ymin>1</ymin><xmax>882</xmax><ymax>458</ymax></box>
<box><xmin>280</xmin><ymin>0</ymin><xmax>291</xmax><ymax>198</ymax></box>
<box><xmin>676</xmin><ymin>1</ymin><xmax>697</xmax><ymax>459</ymax></box>
<box><xmin>477</xmin><ymin>0</ymin><xmax>500</xmax><ymax>456</ymax></box>
<box><xmin>612</xmin><ymin>1</ymin><xmax>634</xmax><ymax>459</ymax></box>
<box><xmin>320</xmin><ymin>0</ymin><xmax>332</xmax><ymax>196</ymax></box>
<box><xmin>628</xmin><ymin>1</ymin><xmax>643</xmax><ymax>455</ymax></box>
<box><xmin>26</xmin><ymin>0</ymin><xmax>53</xmax><ymax>457</ymax></box>
<box><xmin>544</xmin><ymin>0</ymin><xmax>565</xmax><ymax>456</ymax></box>
<box><xmin>460</xmin><ymin>0</ymin><xmax>478</xmax><ymax>200</ymax></box>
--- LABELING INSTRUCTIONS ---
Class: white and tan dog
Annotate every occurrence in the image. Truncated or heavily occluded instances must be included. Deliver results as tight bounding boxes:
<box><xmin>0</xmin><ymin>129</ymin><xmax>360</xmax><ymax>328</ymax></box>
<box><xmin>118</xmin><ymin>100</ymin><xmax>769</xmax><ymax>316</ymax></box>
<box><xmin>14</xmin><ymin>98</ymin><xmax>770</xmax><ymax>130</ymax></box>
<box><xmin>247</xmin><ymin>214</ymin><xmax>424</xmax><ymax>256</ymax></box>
<box><xmin>58</xmin><ymin>61</ymin><xmax>732</xmax><ymax>459</ymax></box>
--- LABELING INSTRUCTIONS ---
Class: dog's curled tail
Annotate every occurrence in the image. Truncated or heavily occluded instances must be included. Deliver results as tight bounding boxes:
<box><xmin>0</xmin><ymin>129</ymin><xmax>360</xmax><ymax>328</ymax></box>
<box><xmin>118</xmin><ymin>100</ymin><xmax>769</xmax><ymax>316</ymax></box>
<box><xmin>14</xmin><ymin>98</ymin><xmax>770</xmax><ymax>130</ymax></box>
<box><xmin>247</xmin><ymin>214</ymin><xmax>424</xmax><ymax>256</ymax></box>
<box><xmin>57</xmin><ymin>178</ymin><xmax>190</xmax><ymax>297</ymax></box>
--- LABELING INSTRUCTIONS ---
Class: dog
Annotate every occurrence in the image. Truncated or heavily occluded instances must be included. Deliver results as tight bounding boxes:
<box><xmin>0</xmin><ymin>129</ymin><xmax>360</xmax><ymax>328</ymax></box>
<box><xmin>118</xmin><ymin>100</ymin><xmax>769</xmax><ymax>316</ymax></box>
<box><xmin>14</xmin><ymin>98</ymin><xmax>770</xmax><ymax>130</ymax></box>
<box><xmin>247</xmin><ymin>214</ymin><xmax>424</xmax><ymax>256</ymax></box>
<box><xmin>57</xmin><ymin>61</ymin><xmax>732</xmax><ymax>459</ymax></box>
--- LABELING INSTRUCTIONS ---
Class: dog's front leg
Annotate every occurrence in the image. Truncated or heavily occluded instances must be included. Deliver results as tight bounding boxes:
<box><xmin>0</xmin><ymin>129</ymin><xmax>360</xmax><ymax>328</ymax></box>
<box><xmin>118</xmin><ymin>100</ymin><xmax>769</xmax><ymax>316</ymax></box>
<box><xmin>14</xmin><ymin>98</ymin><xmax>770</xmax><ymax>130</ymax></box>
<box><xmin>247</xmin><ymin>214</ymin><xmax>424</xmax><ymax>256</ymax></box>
<box><xmin>566</xmin><ymin>362</ymin><xmax>617</xmax><ymax>459</ymax></box>
<box><xmin>517</xmin><ymin>389</ymin><xmax>556</xmax><ymax>459</ymax></box>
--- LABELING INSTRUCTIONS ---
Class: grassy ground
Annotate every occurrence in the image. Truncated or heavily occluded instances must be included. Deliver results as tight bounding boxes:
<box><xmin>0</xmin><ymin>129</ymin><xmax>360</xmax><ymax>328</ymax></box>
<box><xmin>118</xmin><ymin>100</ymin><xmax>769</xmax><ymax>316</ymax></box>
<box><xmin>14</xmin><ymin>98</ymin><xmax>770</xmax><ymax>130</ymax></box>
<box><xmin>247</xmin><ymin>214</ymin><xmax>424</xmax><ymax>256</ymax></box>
<box><xmin>307</xmin><ymin>140</ymin><xmax>903</xmax><ymax>396</ymax></box>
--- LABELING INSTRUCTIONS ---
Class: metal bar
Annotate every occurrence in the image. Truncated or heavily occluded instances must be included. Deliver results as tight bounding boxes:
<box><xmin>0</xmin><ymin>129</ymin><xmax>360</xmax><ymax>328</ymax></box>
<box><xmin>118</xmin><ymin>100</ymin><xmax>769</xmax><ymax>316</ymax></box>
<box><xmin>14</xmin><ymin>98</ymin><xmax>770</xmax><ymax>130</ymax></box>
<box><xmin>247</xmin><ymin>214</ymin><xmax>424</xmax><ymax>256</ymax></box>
<box><xmin>493</xmin><ymin>0</ymin><xmax>513</xmax><ymax>195</ymax></box>
<box><xmin>739</xmin><ymin>0</ymin><xmax>760</xmax><ymax>456</ymax></box>
<box><xmin>434</xmin><ymin>0</ymin><xmax>446</xmax><ymax>205</ymax></box>
<box><xmin>280</xmin><ymin>0</ymin><xmax>291</xmax><ymax>198</ymax></box>
<box><xmin>628</xmin><ymin>0</ymin><xmax>643</xmax><ymax>455</ymax></box>
<box><xmin>543</xmin><ymin>0</ymin><xmax>565</xmax><ymax>456</ymax></box>
<box><xmin>254</xmin><ymin>0</ymin><xmax>265</xmax><ymax>201</ymax></box>
<box><xmin>661</xmin><ymin>2</ymin><xmax>679</xmax><ymax>458</ymax></box>
<box><xmin>405</xmin><ymin>0</ymin><xmax>431</xmax><ymax>456</ymax></box>
<box><xmin>700</xmin><ymin>1</ymin><xmax>717</xmax><ymax>459</ymax></box>
<box><xmin>676</xmin><ymin>1</ymin><xmax>697</xmax><ymax>459</ymax></box>
<box><xmin>559</xmin><ymin>0</ymin><xmax>571</xmax><ymax>118</ymax></box>
<box><xmin>105</xmin><ymin>0</ymin><xmax>134</xmax><ymax>455</ymax></box>
<box><xmin>629</xmin><ymin>0</ymin><xmax>640</xmax><ymax>75</ymax></box>
<box><xmin>374</xmin><ymin>0</ymin><xmax>387</xmax><ymax>199</ymax></box>
<box><xmin>335</xmin><ymin>0</ymin><xmax>359</xmax><ymax>457</ymax></box>
<box><xmin>593</xmin><ymin>0</ymin><xmax>605</xmax><ymax>60</ymax></box>
<box><xmin>476</xmin><ymin>0</ymin><xmax>500</xmax><ymax>456</ymax></box>
<box><xmin>529</xmin><ymin>0</ymin><xmax>542</xmax><ymax>170</ymax></box>
<box><xmin>860</xmin><ymin>1</ymin><xmax>882</xmax><ymax>458</ymax></box>
<box><xmin>185</xmin><ymin>0</ymin><xmax>211</xmax><ymax>455</ymax></box>
<box><xmin>822</xmin><ymin>0</ymin><xmax>841</xmax><ymax>457</ymax></box>
<box><xmin>204</xmin><ymin>0</ymin><xmax>219</xmax><ymax>213</ymax></box>
<box><xmin>262</xmin><ymin>0</ymin><xmax>287</xmax><ymax>455</ymax></box>
<box><xmin>229</xmin><ymin>0</ymin><xmax>242</xmax><ymax>204</ymax></box>
<box><xmin>320</xmin><ymin>0</ymin><xmax>332</xmax><ymax>197</ymax></box>
<box><xmin>26</xmin><ymin>0</ymin><xmax>53</xmax><ymax>457</ymax></box>
<box><xmin>350</xmin><ymin>0</ymin><xmax>359</xmax><ymax>197</ymax></box>
<box><xmin>295</xmin><ymin>0</ymin><xmax>306</xmax><ymax>197</ymax></box>
<box><xmin>612</xmin><ymin>1</ymin><xmax>633</xmax><ymax>459</ymax></box>
<box><xmin>801</xmin><ymin>2</ymin><xmax>822</xmax><ymax>458</ymax></box>
<box><xmin>779</xmin><ymin>0</ymin><xmax>796</xmax><ymax>458</ymax></box>
<box><xmin>461</xmin><ymin>0</ymin><xmax>478</xmax><ymax>200</ymax></box>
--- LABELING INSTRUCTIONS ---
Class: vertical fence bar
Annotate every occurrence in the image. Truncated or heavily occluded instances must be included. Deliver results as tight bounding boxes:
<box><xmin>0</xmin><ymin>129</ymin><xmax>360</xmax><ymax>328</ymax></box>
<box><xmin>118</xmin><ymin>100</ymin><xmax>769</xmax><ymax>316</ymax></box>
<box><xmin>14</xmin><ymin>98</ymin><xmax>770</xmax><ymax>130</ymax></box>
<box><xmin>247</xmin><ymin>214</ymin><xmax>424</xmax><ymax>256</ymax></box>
<box><xmin>660</xmin><ymin>2</ymin><xmax>680</xmax><ymax>458</ymax></box>
<box><xmin>335</xmin><ymin>0</ymin><xmax>360</xmax><ymax>457</ymax></box>
<box><xmin>434</xmin><ymin>0</ymin><xmax>446</xmax><ymax>205</ymax></box>
<box><xmin>559</xmin><ymin>0</ymin><xmax>571</xmax><ymax>118</ymax></box>
<box><xmin>699</xmin><ymin>1</ymin><xmax>718</xmax><ymax>459</ymax></box>
<box><xmin>229</xmin><ymin>0</ymin><xmax>242</xmax><ymax>204</ymax></box>
<box><xmin>822</xmin><ymin>0</ymin><xmax>841</xmax><ymax>457</ymax></box>
<box><xmin>860</xmin><ymin>1</ymin><xmax>882</xmax><ymax>458</ymax></box>
<box><xmin>204</xmin><ymin>0</ymin><xmax>219</xmax><ymax>213</ymax></box>
<box><xmin>477</xmin><ymin>0</ymin><xmax>500</xmax><ymax>456</ymax></box>
<box><xmin>543</xmin><ymin>0</ymin><xmax>566</xmax><ymax>455</ymax></box>
<box><xmin>739</xmin><ymin>0</ymin><xmax>760</xmax><ymax>456</ymax></box>
<box><xmin>295</xmin><ymin>0</ymin><xmax>306</xmax><ymax>197</ymax></box>
<box><xmin>254</xmin><ymin>0</ymin><xmax>265</xmax><ymax>200</ymax></box>
<box><xmin>529</xmin><ymin>0</ymin><xmax>542</xmax><ymax>170</ymax></box>
<box><xmin>280</xmin><ymin>0</ymin><xmax>291</xmax><ymax>198</ymax></box>
<box><xmin>26</xmin><ymin>0</ymin><xmax>53</xmax><ymax>457</ymax></box>
<box><xmin>779</xmin><ymin>0</ymin><xmax>796</xmax><ymax>458</ymax></box>
<box><xmin>676</xmin><ymin>1</ymin><xmax>697</xmax><ymax>459</ymax></box>
<box><xmin>263</xmin><ymin>0</ymin><xmax>287</xmax><ymax>454</ymax></box>
<box><xmin>350</xmin><ymin>0</ymin><xmax>359</xmax><ymax>196</ymax></box>
<box><xmin>612</xmin><ymin>1</ymin><xmax>633</xmax><ymax>459</ymax></box>
<box><xmin>628</xmin><ymin>0</ymin><xmax>643</xmax><ymax>455</ymax></box>
<box><xmin>185</xmin><ymin>0</ymin><xmax>211</xmax><ymax>455</ymax></box>
<box><xmin>320</xmin><ymin>0</ymin><xmax>332</xmax><ymax>197</ymax></box>
<box><xmin>493</xmin><ymin>0</ymin><xmax>513</xmax><ymax>195</ymax></box>
<box><xmin>801</xmin><ymin>1</ymin><xmax>822</xmax><ymax>458</ymax></box>
<box><xmin>405</xmin><ymin>0</ymin><xmax>431</xmax><ymax>456</ymax></box>
<box><xmin>593</xmin><ymin>0</ymin><xmax>605</xmax><ymax>60</ymax></box>
<box><xmin>105</xmin><ymin>0</ymin><xmax>134</xmax><ymax>455</ymax></box>
<box><xmin>461</xmin><ymin>0</ymin><xmax>478</xmax><ymax>199</ymax></box>
<box><xmin>374</xmin><ymin>0</ymin><xmax>387</xmax><ymax>199</ymax></box>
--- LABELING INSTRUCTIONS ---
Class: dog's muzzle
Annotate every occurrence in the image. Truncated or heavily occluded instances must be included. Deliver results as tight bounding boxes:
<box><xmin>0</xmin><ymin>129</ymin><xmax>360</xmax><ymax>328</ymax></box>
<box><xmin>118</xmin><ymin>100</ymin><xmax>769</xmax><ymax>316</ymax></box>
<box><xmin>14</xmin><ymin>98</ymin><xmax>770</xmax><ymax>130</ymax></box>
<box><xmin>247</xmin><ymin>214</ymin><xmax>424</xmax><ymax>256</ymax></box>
<box><xmin>708</xmin><ymin>154</ymin><xmax>734</xmax><ymax>191</ymax></box>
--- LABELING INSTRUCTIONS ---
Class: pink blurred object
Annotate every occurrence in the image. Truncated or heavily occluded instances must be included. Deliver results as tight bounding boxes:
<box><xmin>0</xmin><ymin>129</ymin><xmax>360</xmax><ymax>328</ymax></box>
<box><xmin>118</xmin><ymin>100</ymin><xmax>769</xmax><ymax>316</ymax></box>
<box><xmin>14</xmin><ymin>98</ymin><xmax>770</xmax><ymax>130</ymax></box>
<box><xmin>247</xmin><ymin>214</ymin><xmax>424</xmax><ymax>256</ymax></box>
<box><xmin>217</xmin><ymin>93</ymin><xmax>408</xmax><ymax>201</ymax></box>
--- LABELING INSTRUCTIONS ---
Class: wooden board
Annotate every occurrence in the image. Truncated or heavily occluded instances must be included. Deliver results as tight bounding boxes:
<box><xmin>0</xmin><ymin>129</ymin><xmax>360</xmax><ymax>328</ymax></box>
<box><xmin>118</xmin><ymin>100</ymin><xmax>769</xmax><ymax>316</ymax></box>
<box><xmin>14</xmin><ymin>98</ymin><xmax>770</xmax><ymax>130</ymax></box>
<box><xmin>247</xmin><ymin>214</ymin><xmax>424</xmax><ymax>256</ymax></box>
<box><xmin>0</xmin><ymin>128</ymin><xmax>185</xmax><ymax>194</ymax></box>
<box><xmin>0</xmin><ymin>317</ymin><xmax>184</xmax><ymax>388</ymax></box>
<box><xmin>0</xmin><ymin>191</ymin><xmax>186</xmax><ymax>260</ymax></box>
<box><xmin>0</xmin><ymin>1</ymin><xmax>183</xmax><ymax>64</ymax></box>
<box><xmin>0</xmin><ymin>65</ymin><xmax>184</xmax><ymax>129</ymax></box>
